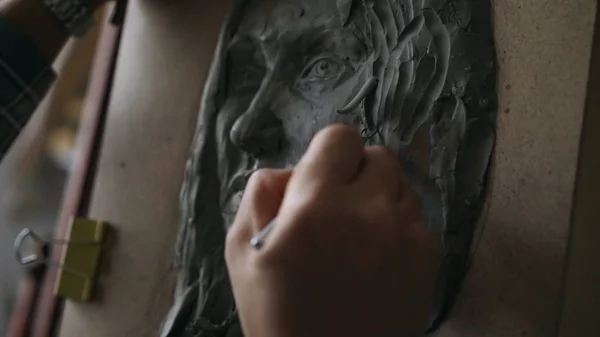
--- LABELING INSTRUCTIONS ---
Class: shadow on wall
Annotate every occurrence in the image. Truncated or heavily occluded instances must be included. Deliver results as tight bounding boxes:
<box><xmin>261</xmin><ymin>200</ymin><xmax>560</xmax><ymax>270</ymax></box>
<box><xmin>439</xmin><ymin>193</ymin><xmax>567</xmax><ymax>337</ymax></box>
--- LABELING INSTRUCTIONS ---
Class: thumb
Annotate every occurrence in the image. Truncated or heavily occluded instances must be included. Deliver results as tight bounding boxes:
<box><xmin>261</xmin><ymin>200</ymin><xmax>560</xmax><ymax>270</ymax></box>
<box><xmin>227</xmin><ymin>169</ymin><xmax>292</xmax><ymax>248</ymax></box>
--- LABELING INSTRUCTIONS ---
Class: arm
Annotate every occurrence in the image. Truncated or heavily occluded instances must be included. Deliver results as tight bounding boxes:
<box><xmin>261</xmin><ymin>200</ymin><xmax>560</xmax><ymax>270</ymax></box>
<box><xmin>0</xmin><ymin>0</ymin><xmax>107</xmax><ymax>161</ymax></box>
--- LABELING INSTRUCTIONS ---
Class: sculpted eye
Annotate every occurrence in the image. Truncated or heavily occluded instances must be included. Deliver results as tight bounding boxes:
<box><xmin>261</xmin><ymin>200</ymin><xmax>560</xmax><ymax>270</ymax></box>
<box><xmin>302</xmin><ymin>57</ymin><xmax>345</xmax><ymax>81</ymax></box>
<box><xmin>295</xmin><ymin>56</ymin><xmax>351</xmax><ymax>95</ymax></box>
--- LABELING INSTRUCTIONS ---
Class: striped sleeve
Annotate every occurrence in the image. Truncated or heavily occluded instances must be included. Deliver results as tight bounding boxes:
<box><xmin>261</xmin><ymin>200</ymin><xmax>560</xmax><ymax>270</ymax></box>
<box><xmin>0</xmin><ymin>17</ymin><xmax>56</xmax><ymax>161</ymax></box>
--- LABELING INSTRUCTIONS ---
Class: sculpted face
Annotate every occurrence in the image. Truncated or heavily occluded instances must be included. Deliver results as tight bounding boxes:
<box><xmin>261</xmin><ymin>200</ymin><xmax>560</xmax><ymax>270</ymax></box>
<box><xmin>217</xmin><ymin>0</ymin><xmax>372</xmax><ymax>226</ymax></box>
<box><xmin>166</xmin><ymin>0</ymin><xmax>497</xmax><ymax>335</ymax></box>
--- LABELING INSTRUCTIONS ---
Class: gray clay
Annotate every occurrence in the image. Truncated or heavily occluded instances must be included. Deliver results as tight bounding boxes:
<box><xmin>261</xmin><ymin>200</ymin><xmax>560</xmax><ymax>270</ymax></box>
<box><xmin>161</xmin><ymin>0</ymin><xmax>497</xmax><ymax>336</ymax></box>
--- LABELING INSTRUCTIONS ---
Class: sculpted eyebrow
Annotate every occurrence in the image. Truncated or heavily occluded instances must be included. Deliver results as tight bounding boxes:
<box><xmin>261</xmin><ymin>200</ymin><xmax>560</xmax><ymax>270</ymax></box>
<box><xmin>304</xmin><ymin>29</ymin><xmax>367</xmax><ymax>65</ymax></box>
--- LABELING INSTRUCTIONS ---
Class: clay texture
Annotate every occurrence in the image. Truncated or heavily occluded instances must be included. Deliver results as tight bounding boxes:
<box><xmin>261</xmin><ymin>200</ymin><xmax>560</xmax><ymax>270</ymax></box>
<box><xmin>161</xmin><ymin>0</ymin><xmax>497</xmax><ymax>336</ymax></box>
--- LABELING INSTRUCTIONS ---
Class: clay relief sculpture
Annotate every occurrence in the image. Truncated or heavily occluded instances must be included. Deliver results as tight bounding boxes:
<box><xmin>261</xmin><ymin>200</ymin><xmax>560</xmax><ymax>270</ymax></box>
<box><xmin>161</xmin><ymin>0</ymin><xmax>497</xmax><ymax>336</ymax></box>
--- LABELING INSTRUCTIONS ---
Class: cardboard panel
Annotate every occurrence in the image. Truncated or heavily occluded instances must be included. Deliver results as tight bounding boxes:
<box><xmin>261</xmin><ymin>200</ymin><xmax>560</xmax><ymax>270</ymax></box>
<box><xmin>59</xmin><ymin>0</ymin><xmax>597</xmax><ymax>336</ymax></box>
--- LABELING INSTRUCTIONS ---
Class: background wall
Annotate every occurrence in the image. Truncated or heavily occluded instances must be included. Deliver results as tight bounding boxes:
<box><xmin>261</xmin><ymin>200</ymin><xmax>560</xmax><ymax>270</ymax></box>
<box><xmin>438</xmin><ymin>1</ymin><xmax>596</xmax><ymax>336</ymax></box>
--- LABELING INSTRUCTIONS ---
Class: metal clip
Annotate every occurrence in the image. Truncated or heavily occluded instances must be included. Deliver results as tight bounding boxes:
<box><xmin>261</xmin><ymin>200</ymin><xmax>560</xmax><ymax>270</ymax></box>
<box><xmin>14</xmin><ymin>228</ymin><xmax>98</xmax><ymax>280</ymax></box>
<box><xmin>14</xmin><ymin>218</ymin><xmax>108</xmax><ymax>301</ymax></box>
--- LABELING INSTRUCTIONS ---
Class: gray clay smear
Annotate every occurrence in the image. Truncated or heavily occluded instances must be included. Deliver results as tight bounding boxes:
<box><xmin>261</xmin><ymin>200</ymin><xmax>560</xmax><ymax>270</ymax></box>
<box><xmin>161</xmin><ymin>0</ymin><xmax>497</xmax><ymax>336</ymax></box>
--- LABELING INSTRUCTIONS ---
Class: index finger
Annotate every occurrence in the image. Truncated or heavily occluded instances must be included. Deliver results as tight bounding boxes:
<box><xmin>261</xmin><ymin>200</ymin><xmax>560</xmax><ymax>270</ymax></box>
<box><xmin>295</xmin><ymin>124</ymin><xmax>364</xmax><ymax>185</ymax></box>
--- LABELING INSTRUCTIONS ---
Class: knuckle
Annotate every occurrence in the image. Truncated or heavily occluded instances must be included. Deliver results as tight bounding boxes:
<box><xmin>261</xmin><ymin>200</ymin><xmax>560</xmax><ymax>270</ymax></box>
<box><xmin>245</xmin><ymin>169</ymin><xmax>277</xmax><ymax>196</ymax></box>
<box><xmin>306</xmin><ymin>178</ymin><xmax>332</xmax><ymax>197</ymax></box>
<box><xmin>316</xmin><ymin>124</ymin><xmax>362</xmax><ymax>147</ymax></box>
<box><xmin>295</xmin><ymin>195</ymin><xmax>324</xmax><ymax>219</ymax></box>
<box><xmin>247</xmin><ymin>168</ymin><xmax>272</xmax><ymax>187</ymax></box>
<box><xmin>368</xmin><ymin>145</ymin><xmax>395</xmax><ymax>159</ymax></box>
<box><xmin>364</xmin><ymin>146</ymin><xmax>403</xmax><ymax>195</ymax></box>
<box><xmin>320</xmin><ymin>123</ymin><xmax>359</xmax><ymax>139</ymax></box>
<box><xmin>367</xmin><ymin>146</ymin><xmax>400</xmax><ymax>169</ymax></box>
<box><xmin>366</xmin><ymin>194</ymin><xmax>396</xmax><ymax>224</ymax></box>
<box><xmin>279</xmin><ymin>198</ymin><xmax>323</xmax><ymax>238</ymax></box>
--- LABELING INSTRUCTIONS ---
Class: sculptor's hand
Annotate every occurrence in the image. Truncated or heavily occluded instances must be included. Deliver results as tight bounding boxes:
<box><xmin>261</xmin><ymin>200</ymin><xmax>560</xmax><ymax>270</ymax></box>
<box><xmin>226</xmin><ymin>125</ymin><xmax>441</xmax><ymax>337</ymax></box>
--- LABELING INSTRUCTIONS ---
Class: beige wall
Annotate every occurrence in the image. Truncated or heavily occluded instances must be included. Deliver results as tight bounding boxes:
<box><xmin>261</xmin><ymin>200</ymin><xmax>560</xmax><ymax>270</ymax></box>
<box><xmin>437</xmin><ymin>1</ymin><xmax>597</xmax><ymax>336</ymax></box>
<box><xmin>59</xmin><ymin>1</ymin><xmax>598</xmax><ymax>336</ymax></box>
<box><xmin>59</xmin><ymin>1</ymin><xmax>231</xmax><ymax>336</ymax></box>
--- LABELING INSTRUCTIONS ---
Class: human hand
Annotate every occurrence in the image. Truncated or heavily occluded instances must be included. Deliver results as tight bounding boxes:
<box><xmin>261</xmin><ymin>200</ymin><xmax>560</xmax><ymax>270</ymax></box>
<box><xmin>225</xmin><ymin>124</ymin><xmax>441</xmax><ymax>337</ymax></box>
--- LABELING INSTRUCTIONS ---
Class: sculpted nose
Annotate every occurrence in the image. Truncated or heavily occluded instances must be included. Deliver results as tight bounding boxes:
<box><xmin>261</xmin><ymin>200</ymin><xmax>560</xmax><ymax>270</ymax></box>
<box><xmin>230</xmin><ymin>109</ymin><xmax>283</xmax><ymax>156</ymax></box>
<box><xmin>230</xmin><ymin>72</ymin><xmax>283</xmax><ymax>156</ymax></box>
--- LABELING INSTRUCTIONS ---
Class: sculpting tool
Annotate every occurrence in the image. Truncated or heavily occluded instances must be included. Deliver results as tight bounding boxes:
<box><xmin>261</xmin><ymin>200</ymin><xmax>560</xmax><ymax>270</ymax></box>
<box><xmin>250</xmin><ymin>219</ymin><xmax>276</xmax><ymax>249</ymax></box>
